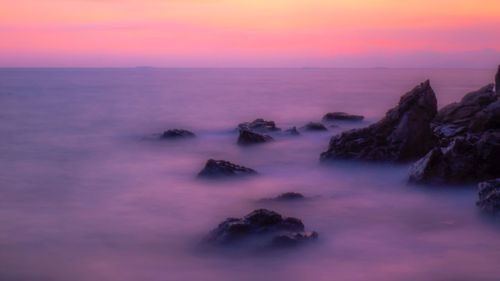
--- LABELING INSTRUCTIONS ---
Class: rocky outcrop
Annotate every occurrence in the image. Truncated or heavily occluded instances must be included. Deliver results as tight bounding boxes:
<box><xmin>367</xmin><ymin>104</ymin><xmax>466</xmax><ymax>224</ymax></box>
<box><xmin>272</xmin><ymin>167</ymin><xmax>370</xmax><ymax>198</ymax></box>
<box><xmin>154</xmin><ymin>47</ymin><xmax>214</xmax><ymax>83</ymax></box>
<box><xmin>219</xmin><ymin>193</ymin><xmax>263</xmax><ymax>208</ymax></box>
<box><xmin>302</xmin><ymin>122</ymin><xmax>328</xmax><ymax>131</ymax></box>
<box><xmin>198</xmin><ymin>159</ymin><xmax>257</xmax><ymax>178</ymax></box>
<box><xmin>204</xmin><ymin>209</ymin><xmax>318</xmax><ymax>248</ymax></box>
<box><xmin>432</xmin><ymin>84</ymin><xmax>498</xmax><ymax>144</ymax></box>
<box><xmin>238</xmin><ymin>119</ymin><xmax>281</xmax><ymax>133</ymax></box>
<box><xmin>322</xmin><ymin>112</ymin><xmax>364</xmax><ymax>122</ymax></box>
<box><xmin>160</xmin><ymin>129</ymin><xmax>195</xmax><ymax>139</ymax></box>
<box><xmin>237</xmin><ymin>130</ymin><xmax>273</xmax><ymax>145</ymax></box>
<box><xmin>477</xmin><ymin>179</ymin><xmax>500</xmax><ymax>215</ymax></box>
<box><xmin>321</xmin><ymin>81</ymin><xmax>438</xmax><ymax>162</ymax></box>
<box><xmin>409</xmin><ymin>132</ymin><xmax>500</xmax><ymax>184</ymax></box>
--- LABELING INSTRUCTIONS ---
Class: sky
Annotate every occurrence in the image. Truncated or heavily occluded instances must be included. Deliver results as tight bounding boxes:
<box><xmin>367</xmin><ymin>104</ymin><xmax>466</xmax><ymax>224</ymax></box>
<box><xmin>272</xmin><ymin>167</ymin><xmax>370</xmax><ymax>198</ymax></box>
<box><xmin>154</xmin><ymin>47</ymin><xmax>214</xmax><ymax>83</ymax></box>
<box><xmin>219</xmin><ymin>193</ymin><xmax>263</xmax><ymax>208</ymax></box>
<box><xmin>0</xmin><ymin>0</ymin><xmax>499</xmax><ymax>67</ymax></box>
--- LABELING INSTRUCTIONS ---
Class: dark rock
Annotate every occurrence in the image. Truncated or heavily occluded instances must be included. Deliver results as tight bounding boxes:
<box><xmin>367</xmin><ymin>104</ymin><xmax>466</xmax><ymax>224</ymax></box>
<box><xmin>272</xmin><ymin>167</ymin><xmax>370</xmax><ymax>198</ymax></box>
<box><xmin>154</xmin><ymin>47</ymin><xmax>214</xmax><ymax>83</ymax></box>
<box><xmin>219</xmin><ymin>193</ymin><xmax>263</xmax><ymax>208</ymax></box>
<box><xmin>205</xmin><ymin>209</ymin><xmax>317</xmax><ymax>248</ymax></box>
<box><xmin>409</xmin><ymin>132</ymin><xmax>500</xmax><ymax>184</ymax></box>
<box><xmin>302</xmin><ymin>122</ymin><xmax>328</xmax><ymax>131</ymax></box>
<box><xmin>197</xmin><ymin>159</ymin><xmax>257</xmax><ymax>178</ymax></box>
<box><xmin>477</xmin><ymin>179</ymin><xmax>500</xmax><ymax>215</ymax></box>
<box><xmin>322</xmin><ymin>112</ymin><xmax>364</xmax><ymax>122</ymax></box>
<box><xmin>160</xmin><ymin>129</ymin><xmax>195</xmax><ymax>139</ymax></box>
<box><xmin>321</xmin><ymin>80</ymin><xmax>438</xmax><ymax>162</ymax></box>
<box><xmin>432</xmin><ymin>84</ymin><xmax>498</xmax><ymax>143</ymax></box>
<box><xmin>496</xmin><ymin>65</ymin><xmax>500</xmax><ymax>93</ymax></box>
<box><xmin>238</xmin><ymin>119</ymin><xmax>281</xmax><ymax>133</ymax></box>
<box><xmin>274</xmin><ymin>192</ymin><xmax>305</xmax><ymax>201</ymax></box>
<box><xmin>237</xmin><ymin>130</ymin><xmax>273</xmax><ymax>145</ymax></box>
<box><xmin>271</xmin><ymin>231</ymin><xmax>319</xmax><ymax>248</ymax></box>
<box><xmin>284</xmin><ymin>126</ymin><xmax>300</xmax><ymax>136</ymax></box>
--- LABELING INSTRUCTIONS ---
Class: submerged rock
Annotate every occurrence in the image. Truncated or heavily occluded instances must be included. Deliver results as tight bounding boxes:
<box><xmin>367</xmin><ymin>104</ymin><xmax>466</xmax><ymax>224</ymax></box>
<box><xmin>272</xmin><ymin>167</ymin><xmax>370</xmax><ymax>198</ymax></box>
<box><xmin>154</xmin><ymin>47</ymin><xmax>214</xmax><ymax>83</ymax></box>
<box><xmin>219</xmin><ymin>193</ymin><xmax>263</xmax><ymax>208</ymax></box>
<box><xmin>284</xmin><ymin>126</ymin><xmax>301</xmax><ymax>136</ymax></box>
<box><xmin>271</xmin><ymin>231</ymin><xmax>319</xmax><ymax>248</ymax></box>
<box><xmin>205</xmin><ymin>209</ymin><xmax>317</xmax><ymax>248</ymax></box>
<box><xmin>260</xmin><ymin>192</ymin><xmax>306</xmax><ymax>202</ymax></box>
<box><xmin>322</xmin><ymin>112</ymin><xmax>364</xmax><ymax>122</ymax></box>
<box><xmin>238</xmin><ymin>119</ymin><xmax>281</xmax><ymax>133</ymax></box>
<box><xmin>477</xmin><ymin>179</ymin><xmax>500</xmax><ymax>215</ymax></box>
<box><xmin>302</xmin><ymin>122</ymin><xmax>328</xmax><ymax>131</ymax></box>
<box><xmin>237</xmin><ymin>130</ymin><xmax>273</xmax><ymax>145</ymax></box>
<box><xmin>197</xmin><ymin>159</ymin><xmax>257</xmax><ymax>178</ymax></box>
<box><xmin>160</xmin><ymin>129</ymin><xmax>195</xmax><ymax>139</ymax></box>
<box><xmin>409</xmin><ymin>132</ymin><xmax>500</xmax><ymax>184</ymax></box>
<box><xmin>321</xmin><ymin>80</ymin><xmax>438</xmax><ymax>162</ymax></box>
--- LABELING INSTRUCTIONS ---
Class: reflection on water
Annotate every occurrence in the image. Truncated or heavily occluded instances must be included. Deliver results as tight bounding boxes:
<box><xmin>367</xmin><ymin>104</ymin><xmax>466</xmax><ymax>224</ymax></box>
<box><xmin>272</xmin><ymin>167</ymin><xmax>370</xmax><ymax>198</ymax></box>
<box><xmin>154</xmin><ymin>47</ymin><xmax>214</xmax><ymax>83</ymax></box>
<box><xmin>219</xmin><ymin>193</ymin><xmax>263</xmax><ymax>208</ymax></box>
<box><xmin>0</xmin><ymin>68</ymin><xmax>499</xmax><ymax>281</ymax></box>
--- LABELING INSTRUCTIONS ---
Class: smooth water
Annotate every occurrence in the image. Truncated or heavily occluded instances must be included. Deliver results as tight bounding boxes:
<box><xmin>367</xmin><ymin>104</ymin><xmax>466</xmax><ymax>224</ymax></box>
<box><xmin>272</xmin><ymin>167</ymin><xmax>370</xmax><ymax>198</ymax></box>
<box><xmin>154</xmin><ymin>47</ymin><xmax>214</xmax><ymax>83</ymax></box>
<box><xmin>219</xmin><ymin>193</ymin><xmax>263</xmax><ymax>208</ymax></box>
<box><xmin>0</xmin><ymin>68</ymin><xmax>499</xmax><ymax>281</ymax></box>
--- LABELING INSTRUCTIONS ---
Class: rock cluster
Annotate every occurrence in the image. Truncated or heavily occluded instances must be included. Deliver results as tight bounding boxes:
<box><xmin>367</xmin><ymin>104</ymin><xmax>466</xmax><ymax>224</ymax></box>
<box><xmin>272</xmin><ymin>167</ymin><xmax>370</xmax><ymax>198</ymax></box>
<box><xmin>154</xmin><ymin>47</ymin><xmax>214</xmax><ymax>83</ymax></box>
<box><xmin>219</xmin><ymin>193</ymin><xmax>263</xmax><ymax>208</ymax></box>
<box><xmin>321</xmin><ymin>80</ymin><xmax>438</xmax><ymax>162</ymax></box>
<box><xmin>477</xmin><ymin>179</ymin><xmax>500</xmax><ymax>215</ymax></box>
<box><xmin>322</xmin><ymin>112</ymin><xmax>364</xmax><ymax>122</ymax></box>
<box><xmin>204</xmin><ymin>209</ymin><xmax>318</xmax><ymax>248</ymax></box>
<box><xmin>198</xmin><ymin>159</ymin><xmax>257</xmax><ymax>178</ymax></box>
<box><xmin>237</xmin><ymin>130</ymin><xmax>273</xmax><ymax>145</ymax></box>
<box><xmin>160</xmin><ymin>129</ymin><xmax>195</xmax><ymax>139</ymax></box>
<box><xmin>409</xmin><ymin>68</ymin><xmax>500</xmax><ymax>184</ymax></box>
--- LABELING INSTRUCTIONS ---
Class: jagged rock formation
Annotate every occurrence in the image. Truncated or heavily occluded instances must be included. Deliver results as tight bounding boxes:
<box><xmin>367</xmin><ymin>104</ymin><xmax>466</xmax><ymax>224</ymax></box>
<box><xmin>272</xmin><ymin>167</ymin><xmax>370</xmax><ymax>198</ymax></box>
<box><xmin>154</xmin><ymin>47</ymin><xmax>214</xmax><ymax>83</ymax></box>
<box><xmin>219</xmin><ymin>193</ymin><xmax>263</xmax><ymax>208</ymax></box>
<box><xmin>321</xmin><ymin>81</ymin><xmax>437</xmax><ymax>162</ymax></box>
<box><xmin>477</xmin><ymin>179</ymin><xmax>500</xmax><ymax>215</ymax></box>
<box><xmin>238</xmin><ymin>119</ymin><xmax>281</xmax><ymax>133</ymax></box>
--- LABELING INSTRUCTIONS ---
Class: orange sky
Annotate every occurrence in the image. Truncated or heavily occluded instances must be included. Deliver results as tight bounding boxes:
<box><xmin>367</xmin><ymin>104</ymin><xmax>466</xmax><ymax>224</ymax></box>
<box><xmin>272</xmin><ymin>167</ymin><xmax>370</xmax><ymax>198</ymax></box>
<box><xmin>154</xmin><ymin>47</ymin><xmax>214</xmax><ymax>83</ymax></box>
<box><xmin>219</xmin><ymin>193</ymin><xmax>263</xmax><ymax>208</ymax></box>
<box><xmin>1</xmin><ymin>0</ymin><xmax>499</xmax><ymax>67</ymax></box>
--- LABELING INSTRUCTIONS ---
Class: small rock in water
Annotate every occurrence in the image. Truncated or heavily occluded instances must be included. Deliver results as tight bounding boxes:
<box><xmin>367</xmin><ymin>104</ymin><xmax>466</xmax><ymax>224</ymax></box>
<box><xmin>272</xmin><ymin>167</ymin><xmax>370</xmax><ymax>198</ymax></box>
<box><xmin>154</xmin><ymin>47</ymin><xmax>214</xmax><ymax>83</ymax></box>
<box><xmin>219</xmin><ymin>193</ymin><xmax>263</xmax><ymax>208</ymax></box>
<box><xmin>197</xmin><ymin>159</ymin><xmax>257</xmax><ymax>178</ymax></box>
<box><xmin>204</xmin><ymin>209</ymin><xmax>317</xmax><ymax>249</ymax></box>
<box><xmin>284</xmin><ymin>126</ymin><xmax>300</xmax><ymax>136</ymax></box>
<box><xmin>238</xmin><ymin>118</ymin><xmax>281</xmax><ymax>133</ymax></box>
<box><xmin>301</xmin><ymin>122</ymin><xmax>328</xmax><ymax>131</ymax></box>
<box><xmin>322</xmin><ymin>112</ymin><xmax>364</xmax><ymax>122</ymax></box>
<box><xmin>477</xmin><ymin>179</ymin><xmax>500</xmax><ymax>215</ymax></box>
<box><xmin>160</xmin><ymin>129</ymin><xmax>195</xmax><ymax>139</ymax></box>
<box><xmin>237</xmin><ymin>130</ymin><xmax>273</xmax><ymax>145</ymax></box>
<box><xmin>274</xmin><ymin>192</ymin><xmax>305</xmax><ymax>201</ymax></box>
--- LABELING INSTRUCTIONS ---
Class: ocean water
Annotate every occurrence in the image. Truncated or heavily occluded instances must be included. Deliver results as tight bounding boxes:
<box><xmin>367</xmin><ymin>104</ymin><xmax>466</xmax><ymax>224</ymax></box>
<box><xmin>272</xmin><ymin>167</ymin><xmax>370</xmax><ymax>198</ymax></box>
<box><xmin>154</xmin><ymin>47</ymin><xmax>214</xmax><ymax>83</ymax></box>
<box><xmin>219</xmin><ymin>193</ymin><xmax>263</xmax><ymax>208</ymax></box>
<box><xmin>0</xmin><ymin>68</ymin><xmax>499</xmax><ymax>281</ymax></box>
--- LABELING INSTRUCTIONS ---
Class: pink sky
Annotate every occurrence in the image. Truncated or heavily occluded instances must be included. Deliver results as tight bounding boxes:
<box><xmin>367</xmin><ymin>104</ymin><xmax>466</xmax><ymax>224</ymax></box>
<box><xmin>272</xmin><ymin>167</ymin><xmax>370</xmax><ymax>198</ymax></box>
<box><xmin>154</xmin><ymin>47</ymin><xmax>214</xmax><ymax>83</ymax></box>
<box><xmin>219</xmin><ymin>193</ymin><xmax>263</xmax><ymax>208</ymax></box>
<box><xmin>1</xmin><ymin>0</ymin><xmax>499</xmax><ymax>67</ymax></box>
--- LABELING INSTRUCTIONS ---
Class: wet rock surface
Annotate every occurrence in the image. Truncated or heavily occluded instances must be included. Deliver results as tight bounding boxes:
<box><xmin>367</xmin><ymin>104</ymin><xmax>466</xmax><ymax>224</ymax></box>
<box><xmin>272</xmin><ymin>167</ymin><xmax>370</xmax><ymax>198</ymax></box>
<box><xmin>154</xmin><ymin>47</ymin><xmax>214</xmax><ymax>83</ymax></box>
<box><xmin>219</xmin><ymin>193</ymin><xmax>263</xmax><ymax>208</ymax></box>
<box><xmin>198</xmin><ymin>159</ymin><xmax>257</xmax><ymax>178</ymax></box>
<box><xmin>160</xmin><ymin>129</ymin><xmax>195</xmax><ymax>139</ymax></box>
<box><xmin>409</xmin><ymin>132</ymin><xmax>500</xmax><ymax>184</ymax></box>
<box><xmin>321</xmin><ymin>81</ymin><xmax>438</xmax><ymax>162</ymax></box>
<box><xmin>477</xmin><ymin>179</ymin><xmax>500</xmax><ymax>215</ymax></box>
<box><xmin>322</xmin><ymin>112</ymin><xmax>364</xmax><ymax>122</ymax></box>
<box><xmin>238</xmin><ymin>119</ymin><xmax>281</xmax><ymax>133</ymax></box>
<box><xmin>237</xmin><ymin>130</ymin><xmax>273</xmax><ymax>145</ymax></box>
<box><xmin>204</xmin><ymin>209</ymin><xmax>318</xmax><ymax>248</ymax></box>
<box><xmin>302</xmin><ymin>122</ymin><xmax>328</xmax><ymax>131</ymax></box>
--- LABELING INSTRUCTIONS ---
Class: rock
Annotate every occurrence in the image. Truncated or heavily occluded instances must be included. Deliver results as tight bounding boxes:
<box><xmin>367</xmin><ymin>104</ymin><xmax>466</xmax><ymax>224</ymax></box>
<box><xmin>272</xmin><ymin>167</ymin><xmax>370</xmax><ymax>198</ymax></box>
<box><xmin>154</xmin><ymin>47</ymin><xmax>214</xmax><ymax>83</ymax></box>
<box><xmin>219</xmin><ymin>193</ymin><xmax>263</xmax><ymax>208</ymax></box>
<box><xmin>321</xmin><ymin>80</ymin><xmax>438</xmax><ymax>162</ymax></box>
<box><xmin>271</xmin><ymin>231</ymin><xmax>319</xmax><ymax>248</ymax></box>
<box><xmin>238</xmin><ymin>119</ymin><xmax>281</xmax><ymax>133</ymax></box>
<box><xmin>432</xmin><ymin>84</ymin><xmax>497</xmax><ymax>143</ymax></box>
<box><xmin>160</xmin><ymin>129</ymin><xmax>195</xmax><ymax>139</ymax></box>
<box><xmin>409</xmin><ymin>132</ymin><xmax>500</xmax><ymax>184</ymax></box>
<box><xmin>302</xmin><ymin>122</ymin><xmax>328</xmax><ymax>131</ymax></box>
<box><xmin>197</xmin><ymin>159</ymin><xmax>257</xmax><ymax>178</ymax></box>
<box><xmin>205</xmin><ymin>209</ymin><xmax>317</xmax><ymax>248</ymax></box>
<box><xmin>273</xmin><ymin>192</ymin><xmax>305</xmax><ymax>201</ymax></box>
<box><xmin>477</xmin><ymin>179</ymin><xmax>500</xmax><ymax>215</ymax></box>
<box><xmin>284</xmin><ymin>126</ymin><xmax>300</xmax><ymax>136</ymax></box>
<box><xmin>237</xmin><ymin>130</ymin><xmax>273</xmax><ymax>145</ymax></box>
<box><xmin>322</xmin><ymin>112</ymin><xmax>364</xmax><ymax>122</ymax></box>
<box><xmin>496</xmin><ymin>65</ymin><xmax>500</xmax><ymax>93</ymax></box>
